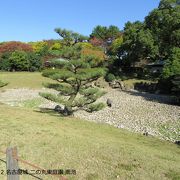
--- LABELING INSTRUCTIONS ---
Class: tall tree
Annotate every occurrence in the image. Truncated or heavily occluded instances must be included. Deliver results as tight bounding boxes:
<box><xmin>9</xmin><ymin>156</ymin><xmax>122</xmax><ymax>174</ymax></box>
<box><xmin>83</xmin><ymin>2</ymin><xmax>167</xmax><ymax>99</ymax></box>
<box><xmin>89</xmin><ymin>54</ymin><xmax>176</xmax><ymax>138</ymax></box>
<box><xmin>119</xmin><ymin>21</ymin><xmax>158</xmax><ymax>67</ymax></box>
<box><xmin>54</xmin><ymin>28</ymin><xmax>88</xmax><ymax>46</ymax></box>
<box><xmin>162</xmin><ymin>47</ymin><xmax>180</xmax><ymax>78</ymax></box>
<box><xmin>145</xmin><ymin>0</ymin><xmax>180</xmax><ymax>59</ymax></box>
<box><xmin>159</xmin><ymin>0</ymin><xmax>180</xmax><ymax>8</ymax></box>
<box><xmin>118</xmin><ymin>0</ymin><xmax>180</xmax><ymax>68</ymax></box>
<box><xmin>158</xmin><ymin>47</ymin><xmax>180</xmax><ymax>98</ymax></box>
<box><xmin>108</xmin><ymin>36</ymin><xmax>123</xmax><ymax>58</ymax></box>
<box><xmin>90</xmin><ymin>25</ymin><xmax>121</xmax><ymax>53</ymax></box>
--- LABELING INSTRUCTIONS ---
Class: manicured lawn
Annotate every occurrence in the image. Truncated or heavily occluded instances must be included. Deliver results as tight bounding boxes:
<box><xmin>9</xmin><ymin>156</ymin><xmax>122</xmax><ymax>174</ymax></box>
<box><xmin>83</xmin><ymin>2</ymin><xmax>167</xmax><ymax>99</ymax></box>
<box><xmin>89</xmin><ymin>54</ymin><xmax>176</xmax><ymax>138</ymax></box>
<box><xmin>123</xmin><ymin>78</ymin><xmax>156</xmax><ymax>89</ymax></box>
<box><xmin>0</xmin><ymin>72</ymin><xmax>54</xmax><ymax>89</ymax></box>
<box><xmin>0</xmin><ymin>72</ymin><xmax>155</xmax><ymax>90</ymax></box>
<box><xmin>0</xmin><ymin>104</ymin><xmax>179</xmax><ymax>180</ymax></box>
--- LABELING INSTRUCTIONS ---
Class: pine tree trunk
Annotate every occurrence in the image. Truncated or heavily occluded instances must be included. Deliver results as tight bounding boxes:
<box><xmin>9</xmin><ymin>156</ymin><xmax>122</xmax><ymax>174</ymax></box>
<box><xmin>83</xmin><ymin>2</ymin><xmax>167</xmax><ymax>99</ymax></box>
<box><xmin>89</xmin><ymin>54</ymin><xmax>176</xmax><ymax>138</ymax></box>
<box><xmin>64</xmin><ymin>106</ymin><xmax>73</xmax><ymax>116</ymax></box>
<box><xmin>64</xmin><ymin>93</ymin><xmax>77</xmax><ymax>115</ymax></box>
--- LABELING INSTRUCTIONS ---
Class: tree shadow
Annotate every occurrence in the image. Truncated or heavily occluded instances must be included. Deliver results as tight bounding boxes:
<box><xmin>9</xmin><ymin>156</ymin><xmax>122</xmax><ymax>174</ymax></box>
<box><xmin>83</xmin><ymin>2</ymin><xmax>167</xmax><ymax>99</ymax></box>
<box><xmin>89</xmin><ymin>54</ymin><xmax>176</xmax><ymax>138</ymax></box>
<box><xmin>123</xmin><ymin>90</ymin><xmax>179</xmax><ymax>106</ymax></box>
<box><xmin>34</xmin><ymin>108</ymin><xmax>65</xmax><ymax>117</ymax></box>
<box><xmin>34</xmin><ymin>107</ymin><xmax>75</xmax><ymax>118</ymax></box>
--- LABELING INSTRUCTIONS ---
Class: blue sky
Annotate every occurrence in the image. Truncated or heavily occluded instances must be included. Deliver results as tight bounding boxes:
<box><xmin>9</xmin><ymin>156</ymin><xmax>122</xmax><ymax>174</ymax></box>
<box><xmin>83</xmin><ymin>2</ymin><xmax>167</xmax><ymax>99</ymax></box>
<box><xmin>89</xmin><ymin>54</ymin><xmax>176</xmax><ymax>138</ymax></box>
<box><xmin>0</xmin><ymin>0</ymin><xmax>160</xmax><ymax>42</ymax></box>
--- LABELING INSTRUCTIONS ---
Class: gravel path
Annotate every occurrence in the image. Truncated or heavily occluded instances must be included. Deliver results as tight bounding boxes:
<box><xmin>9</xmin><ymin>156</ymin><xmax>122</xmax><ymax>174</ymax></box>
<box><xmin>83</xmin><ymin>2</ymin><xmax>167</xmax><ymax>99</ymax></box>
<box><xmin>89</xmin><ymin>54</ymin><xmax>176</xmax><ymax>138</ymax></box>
<box><xmin>74</xmin><ymin>89</ymin><xmax>180</xmax><ymax>141</ymax></box>
<box><xmin>0</xmin><ymin>89</ymin><xmax>40</xmax><ymax>105</ymax></box>
<box><xmin>0</xmin><ymin>88</ymin><xmax>179</xmax><ymax>141</ymax></box>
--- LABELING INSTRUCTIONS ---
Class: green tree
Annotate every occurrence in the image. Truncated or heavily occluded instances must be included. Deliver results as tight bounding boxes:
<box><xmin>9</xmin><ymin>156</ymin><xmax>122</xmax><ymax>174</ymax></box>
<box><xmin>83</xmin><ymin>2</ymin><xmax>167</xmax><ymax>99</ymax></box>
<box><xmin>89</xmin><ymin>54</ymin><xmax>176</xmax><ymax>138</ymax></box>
<box><xmin>159</xmin><ymin>0</ymin><xmax>179</xmax><ymax>8</ymax></box>
<box><xmin>60</xmin><ymin>45</ymin><xmax>82</xmax><ymax>60</ymax></box>
<box><xmin>40</xmin><ymin>59</ymin><xmax>106</xmax><ymax>115</ymax></box>
<box><xmin>91</xmin><ymin>25</ymin><xmax>120</xmax><ymax>43</ymax></box>
<box><xmin>108</xmin><ymin>36</ymin><xmax>123</xmax><ymax>57</ymax></box>
<box><xmin>91</xmin><ymin>25</ymin><xmax>121</xmax><ymax>53</ymax></box>
<box><xmin>162</xmin><ymin>47</ymin><xmax>180</xmax><ymax>78</ymax></box>
<box><xmin>55</xmin><ymin>28</ymin><xmax>88</xmax><ymax>46</ymax></box>
<box><xmin>119</xmin><ymin>21</ymin><xmax>158</xmax><ymax>67</ymax></box>
<box><xmin>0</xmin><ymin>52</ymin><xmax>11</xmax><ymax>71</ymax></box>
<box><xmin>158</xmin><ymin>47</ymin><xmax>180</xmax><ymax>97</ymax></box>
<box><xmin>0</xmin><ymin>52</ymin><xmax>8</xmax><ymax>86</ymax></box>
<box><xmin>145</xmin><ymin>0</ymin><xmax>180</xmax><ymax>59</ymax></box>
<box><xmin>171</xmin><ymin>75</ymin><xmax>180</xmax><ymax>100</ymax></box>
<box><xmin>9</xmin><ymin>50</ymin><xmax>29</xmax><ymax>71</ymax></box>
<box><xmin>27</xmin><ymin>53</ymin><xmax>43</xmax><ymax>71</ymax></box>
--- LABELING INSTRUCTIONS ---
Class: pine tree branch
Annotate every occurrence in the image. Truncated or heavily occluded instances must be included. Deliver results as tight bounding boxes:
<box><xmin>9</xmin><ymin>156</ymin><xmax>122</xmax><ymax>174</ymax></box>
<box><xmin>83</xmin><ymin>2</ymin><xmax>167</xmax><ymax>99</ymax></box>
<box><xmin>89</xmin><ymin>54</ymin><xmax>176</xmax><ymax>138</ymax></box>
<box><xmin>39</xmin><ymin>92</ymin><xmax>66</xmax><ymax>105</ymax></box>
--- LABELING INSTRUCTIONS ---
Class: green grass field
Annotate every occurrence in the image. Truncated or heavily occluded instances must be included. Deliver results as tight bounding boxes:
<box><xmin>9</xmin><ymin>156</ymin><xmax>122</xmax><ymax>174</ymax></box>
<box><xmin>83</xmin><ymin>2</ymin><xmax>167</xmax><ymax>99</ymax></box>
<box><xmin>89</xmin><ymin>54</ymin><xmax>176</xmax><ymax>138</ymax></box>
<box><xmin>0</xmin><ymin>72</ymin><xmax>179</xmax><ymax>180</ymax></box>
<box><xmin>0</xmin><ymin>72</ymin><xmax>154</xmax><ymax>90</ymax></box>
<box><xmin>0</xmin><ymin>72</ymin><xmax>54</xmax><ymax>89</ymax></box>
<box><xmin>123</xmin><ymin>79</ymin><xmax>155</xmax><ymax>89</ymax></box>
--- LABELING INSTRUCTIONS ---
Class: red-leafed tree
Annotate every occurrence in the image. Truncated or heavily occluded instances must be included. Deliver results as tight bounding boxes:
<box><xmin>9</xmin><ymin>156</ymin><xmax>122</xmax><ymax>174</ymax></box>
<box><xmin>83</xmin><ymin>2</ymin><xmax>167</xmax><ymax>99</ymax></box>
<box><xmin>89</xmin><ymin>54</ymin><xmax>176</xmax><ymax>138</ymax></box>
<box><xmin>0</xmin><ymin>41</ymin><xmax>33</xmax><ymax>53</ymax></box>
<box><xmin>89</xmin><ymin>36</ymin><xmax>104</xmax><ymax>47</ymax></box>
<box><xmin>90</xmin><ymin>25</ymin><xmax>122</xmax><ymax>54</ymax></box>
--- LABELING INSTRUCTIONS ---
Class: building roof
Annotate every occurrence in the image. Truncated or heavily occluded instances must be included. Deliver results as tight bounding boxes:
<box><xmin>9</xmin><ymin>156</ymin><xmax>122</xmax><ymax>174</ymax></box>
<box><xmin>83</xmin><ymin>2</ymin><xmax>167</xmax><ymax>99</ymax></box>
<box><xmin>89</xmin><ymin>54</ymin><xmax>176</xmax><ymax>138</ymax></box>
<box><xmin>147</xmin><ymin>60</ymin><xmax>165</xmax><ymax>67</ymax></box>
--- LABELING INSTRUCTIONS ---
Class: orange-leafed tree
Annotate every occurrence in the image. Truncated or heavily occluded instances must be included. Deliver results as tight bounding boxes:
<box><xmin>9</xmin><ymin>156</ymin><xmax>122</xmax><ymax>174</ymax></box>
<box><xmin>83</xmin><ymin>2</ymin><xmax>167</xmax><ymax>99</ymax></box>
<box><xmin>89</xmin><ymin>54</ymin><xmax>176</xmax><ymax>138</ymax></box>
<box><xmin>81</xmin><ymin>47</ymin><xmax>107</xmax><ymax>66</ymax></box>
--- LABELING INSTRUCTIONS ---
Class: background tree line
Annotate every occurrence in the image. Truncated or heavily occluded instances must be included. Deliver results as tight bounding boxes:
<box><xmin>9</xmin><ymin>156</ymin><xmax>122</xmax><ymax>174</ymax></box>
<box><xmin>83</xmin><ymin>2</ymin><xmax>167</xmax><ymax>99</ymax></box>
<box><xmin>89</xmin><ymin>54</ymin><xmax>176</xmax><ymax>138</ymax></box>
<box><xmin>0</xmin><ymin>0</ymin><xmax>179</xmax><ymax>98</ymax></box>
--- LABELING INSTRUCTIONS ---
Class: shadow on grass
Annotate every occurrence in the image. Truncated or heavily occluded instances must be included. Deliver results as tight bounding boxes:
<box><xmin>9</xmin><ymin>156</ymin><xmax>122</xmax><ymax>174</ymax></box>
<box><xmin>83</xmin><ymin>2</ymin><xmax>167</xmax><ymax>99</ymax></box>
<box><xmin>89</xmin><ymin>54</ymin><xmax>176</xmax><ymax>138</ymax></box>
<box><xmin>122</xmin><ymin>90</ymin><xmax>179</xmax><ymax>106</ymax></box>
<box><xmin>34</xmin><ymin>107</ymin><xmax>76</xmax><ymax>118</ymax></box>
<box><xmin>34</xmin><ymin>108</ymin><xmax>65</xmax><ymax>117</ymax></box>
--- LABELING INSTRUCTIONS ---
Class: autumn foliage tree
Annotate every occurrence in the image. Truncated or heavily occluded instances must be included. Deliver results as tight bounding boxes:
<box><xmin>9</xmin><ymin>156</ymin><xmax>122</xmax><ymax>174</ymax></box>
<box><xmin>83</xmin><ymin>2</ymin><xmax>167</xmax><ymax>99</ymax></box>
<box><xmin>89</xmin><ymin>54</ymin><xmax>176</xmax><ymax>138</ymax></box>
<box><xmin>90</xmin><ymin>25</ymin><xmax>121</xmax><ymax>53</ymax></box>
<box><xmin>30</xmin><ymin>41</ymin><xmax>48</xmax><ymax>56</ymax></box>
<box><xmin>90</xmin><ymin>36</ymin><xmax>104</xmax><ymax>47</ymax></box>
<box><xmin>81</xmin><ymin>47</ymin><xmax>107</xmax><ymax>66</ymax></box>
<box><xmin>0</xmin><ymin>41</ymin><xmax>33</xmax><ymax>53</ymax></box>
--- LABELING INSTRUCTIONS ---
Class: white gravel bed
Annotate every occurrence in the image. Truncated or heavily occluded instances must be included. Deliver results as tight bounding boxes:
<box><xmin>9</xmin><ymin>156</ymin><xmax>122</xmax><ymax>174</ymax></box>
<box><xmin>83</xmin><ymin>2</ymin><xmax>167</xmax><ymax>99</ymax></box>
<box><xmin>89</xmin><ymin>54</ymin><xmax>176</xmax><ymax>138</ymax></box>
<box><xmin>0</xmin><ymin>88</ymin><xmax>179</xmax><ymax>141</ymax></box>
<box><xmin>74</xmin><ymin>89</ymin><xmax>180</xmax><ymax>141</ymax></box>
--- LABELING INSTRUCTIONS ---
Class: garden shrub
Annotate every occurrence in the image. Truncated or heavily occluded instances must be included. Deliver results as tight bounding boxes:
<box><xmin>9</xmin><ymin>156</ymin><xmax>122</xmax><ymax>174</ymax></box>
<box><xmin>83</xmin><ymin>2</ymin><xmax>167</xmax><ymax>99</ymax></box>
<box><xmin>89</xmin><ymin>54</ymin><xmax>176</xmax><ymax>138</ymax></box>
<box><xmin>9</xmin><ymin>50</ymin><xmax>29</xmax><ymax>71</ymax></box>
<box><xmin>105</xmin><ymin>73</ymin><xmax>116</xmax><ymax>82</ymax></box>
<box><xmin>27</xmin><ymin>53</ymin><xmax>43</xmax><ymax>71</ymax></box>
<box><xmin>0</xmin><ymin>52</ymin><xmax>11</xmax><ymax>71</ymax></box>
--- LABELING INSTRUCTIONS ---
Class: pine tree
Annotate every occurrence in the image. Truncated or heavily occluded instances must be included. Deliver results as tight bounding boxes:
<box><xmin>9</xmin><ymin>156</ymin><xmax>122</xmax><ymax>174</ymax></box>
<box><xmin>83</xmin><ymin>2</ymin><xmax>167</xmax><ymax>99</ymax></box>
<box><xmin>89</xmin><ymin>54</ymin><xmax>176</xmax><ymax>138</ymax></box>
<box><xmin>40</xmin><ymin>58</ymin><xmax>106</xmax><ymax>116</ymax></box>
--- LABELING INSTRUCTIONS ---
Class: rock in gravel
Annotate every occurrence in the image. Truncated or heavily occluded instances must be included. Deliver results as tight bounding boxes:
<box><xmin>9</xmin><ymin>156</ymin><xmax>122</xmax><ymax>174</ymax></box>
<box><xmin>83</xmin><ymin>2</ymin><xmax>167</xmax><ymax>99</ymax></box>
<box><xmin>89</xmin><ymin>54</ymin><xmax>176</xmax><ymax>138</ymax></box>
<box><xmin>106</xmin><ymin>98</ymin><xmax>112</xmax><ymax>107</ymax></box>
